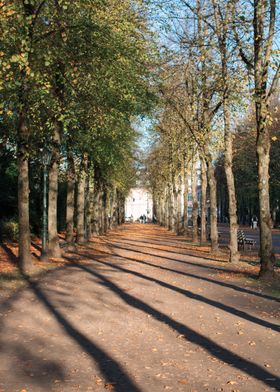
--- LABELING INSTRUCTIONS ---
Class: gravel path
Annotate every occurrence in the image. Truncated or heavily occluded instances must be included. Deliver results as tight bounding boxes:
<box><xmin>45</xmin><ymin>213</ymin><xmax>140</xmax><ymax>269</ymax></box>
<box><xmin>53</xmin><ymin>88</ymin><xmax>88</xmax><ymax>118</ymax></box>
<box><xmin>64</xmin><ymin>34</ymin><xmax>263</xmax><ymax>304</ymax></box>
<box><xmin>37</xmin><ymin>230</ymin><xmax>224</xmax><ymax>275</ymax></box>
<box><xmin>0</xmin><ymin>224</ymin><xmax>279</xmax><ymax>392</ymax></box>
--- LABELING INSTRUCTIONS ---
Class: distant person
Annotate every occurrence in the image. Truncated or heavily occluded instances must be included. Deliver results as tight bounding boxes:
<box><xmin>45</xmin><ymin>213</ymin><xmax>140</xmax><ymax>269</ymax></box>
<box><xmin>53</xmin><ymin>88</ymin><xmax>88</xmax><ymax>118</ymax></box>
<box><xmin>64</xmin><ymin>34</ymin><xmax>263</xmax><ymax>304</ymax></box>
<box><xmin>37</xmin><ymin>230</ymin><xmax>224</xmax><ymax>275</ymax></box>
<box><xmin>143</xmin><ymin>214</ymin><xmax>146</xmax><ymax>224</ymax></box>
<box><xmin>251</xmin><ymin>215</ymin><xmax>258</xmax><ymax>229</ymax></box>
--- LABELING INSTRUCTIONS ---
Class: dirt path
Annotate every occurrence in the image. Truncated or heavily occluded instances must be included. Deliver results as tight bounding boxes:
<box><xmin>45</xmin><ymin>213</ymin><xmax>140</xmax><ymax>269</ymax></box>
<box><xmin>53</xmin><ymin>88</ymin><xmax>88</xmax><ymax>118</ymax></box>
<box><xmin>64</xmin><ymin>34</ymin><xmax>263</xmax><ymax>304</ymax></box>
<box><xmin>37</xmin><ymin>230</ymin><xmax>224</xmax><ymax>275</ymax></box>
<box><xmin>0</xmin><ymin>224</ymin><xmax>279</xmax><ymax>392</ymax></box>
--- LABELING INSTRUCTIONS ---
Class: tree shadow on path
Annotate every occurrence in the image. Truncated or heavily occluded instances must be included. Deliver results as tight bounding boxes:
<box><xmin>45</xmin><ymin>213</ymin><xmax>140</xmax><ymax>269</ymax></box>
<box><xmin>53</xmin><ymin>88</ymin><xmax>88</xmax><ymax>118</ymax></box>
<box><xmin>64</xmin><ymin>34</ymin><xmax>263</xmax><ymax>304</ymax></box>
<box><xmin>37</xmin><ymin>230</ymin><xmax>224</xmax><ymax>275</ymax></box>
<box><xmin>104</xmin><ymin>241</ymin><xmax>256</xmax><ymax>278</ymax></box>
<box><xmin>70</xmin><ymin>261</ymin><xmax>280</xmax><ymax>390</ymax></box>
<box><xmin>73</xmin><ymin>252</ymin><xmax>280</xmax><ymax>333</ymax></box>
<box><xmin>23</xmin><ymin>273</ymin><xmax>141</xmax><ymax>392</ymax></box>
<box><xmin>92</xmin><ymin>241</ymin><xmax>279</xmax><ymax>303</ymax></box>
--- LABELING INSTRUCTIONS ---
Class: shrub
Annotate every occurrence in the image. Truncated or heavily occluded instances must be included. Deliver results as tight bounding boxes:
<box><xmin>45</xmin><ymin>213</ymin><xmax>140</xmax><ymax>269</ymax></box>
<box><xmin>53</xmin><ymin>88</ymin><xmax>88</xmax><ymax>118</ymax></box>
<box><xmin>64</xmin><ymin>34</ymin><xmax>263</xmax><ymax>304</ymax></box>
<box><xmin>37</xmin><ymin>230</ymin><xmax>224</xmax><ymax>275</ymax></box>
<box><xmin>0</xmin><ymin>219</ymin><xmax>19</xmax><ymax>242</ymax></box>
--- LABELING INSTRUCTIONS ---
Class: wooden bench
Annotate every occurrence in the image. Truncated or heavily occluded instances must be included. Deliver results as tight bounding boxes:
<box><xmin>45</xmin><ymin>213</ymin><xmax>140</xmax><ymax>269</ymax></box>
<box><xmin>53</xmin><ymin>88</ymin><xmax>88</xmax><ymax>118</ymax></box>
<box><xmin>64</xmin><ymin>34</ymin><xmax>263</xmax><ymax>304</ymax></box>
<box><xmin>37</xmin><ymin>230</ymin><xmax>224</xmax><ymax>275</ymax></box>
<box><xmin>237</xmin><ymin>230</ymin><xmax>256</xmax><ymax>250</ymax></box>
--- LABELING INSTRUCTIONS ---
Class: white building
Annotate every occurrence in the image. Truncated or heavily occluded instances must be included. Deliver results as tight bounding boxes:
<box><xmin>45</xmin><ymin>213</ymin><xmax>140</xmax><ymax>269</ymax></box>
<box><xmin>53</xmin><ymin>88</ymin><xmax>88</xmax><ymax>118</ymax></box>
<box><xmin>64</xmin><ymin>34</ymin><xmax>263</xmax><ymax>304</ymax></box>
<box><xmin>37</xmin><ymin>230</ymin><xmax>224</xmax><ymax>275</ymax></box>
<box><xmin>125</xmin><ymin>188</ymin><xmax>153</xmax><ymax>222</ymax></box>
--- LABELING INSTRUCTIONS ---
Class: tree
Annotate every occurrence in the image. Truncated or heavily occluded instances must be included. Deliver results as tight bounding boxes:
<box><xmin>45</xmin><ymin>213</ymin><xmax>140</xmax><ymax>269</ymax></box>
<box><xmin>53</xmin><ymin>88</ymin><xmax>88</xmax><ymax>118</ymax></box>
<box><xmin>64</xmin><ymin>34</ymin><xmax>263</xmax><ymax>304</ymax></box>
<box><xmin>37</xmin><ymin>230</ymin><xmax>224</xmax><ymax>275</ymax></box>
<box><xmin>234</xmin><ymin>0</ymin><xmax>280</xmax><ymax>277</ymax></box>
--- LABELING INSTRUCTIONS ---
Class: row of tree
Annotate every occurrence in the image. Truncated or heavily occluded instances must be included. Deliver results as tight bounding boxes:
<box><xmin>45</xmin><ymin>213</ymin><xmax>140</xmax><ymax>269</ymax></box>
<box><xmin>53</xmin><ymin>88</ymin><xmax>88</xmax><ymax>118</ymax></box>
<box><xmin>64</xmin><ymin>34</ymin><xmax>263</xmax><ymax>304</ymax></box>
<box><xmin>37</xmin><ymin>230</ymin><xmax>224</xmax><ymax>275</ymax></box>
<box><xmin>0</xmin><ymin>0</ymin><xmax>155</xmax><ymax>273</ymax></box>
<box><xmin>147</xmin><ymin>0</ymin><xmax>280</xmax><ymax>279</ymax></box>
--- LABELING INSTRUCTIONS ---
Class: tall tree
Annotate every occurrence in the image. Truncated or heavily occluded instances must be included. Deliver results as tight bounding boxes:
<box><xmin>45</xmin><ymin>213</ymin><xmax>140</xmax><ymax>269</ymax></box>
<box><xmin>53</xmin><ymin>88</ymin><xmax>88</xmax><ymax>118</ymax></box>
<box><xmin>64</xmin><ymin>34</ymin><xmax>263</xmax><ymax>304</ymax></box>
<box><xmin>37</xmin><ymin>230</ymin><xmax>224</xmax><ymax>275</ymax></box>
<box><xmin>234</xmin><ymin>0</ymin><xmax>280</xmax><ymax>277</ymax></box>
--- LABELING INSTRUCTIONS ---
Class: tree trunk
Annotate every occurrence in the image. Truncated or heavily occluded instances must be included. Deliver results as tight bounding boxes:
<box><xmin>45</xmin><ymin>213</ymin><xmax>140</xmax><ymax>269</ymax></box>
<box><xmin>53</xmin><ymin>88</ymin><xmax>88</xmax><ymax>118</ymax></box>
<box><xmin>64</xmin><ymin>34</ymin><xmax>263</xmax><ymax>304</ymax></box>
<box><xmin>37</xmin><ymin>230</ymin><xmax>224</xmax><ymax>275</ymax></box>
<box><xmin>224</xmin><ymin>99</ymin><xmax>239</xmax><ymax>263</ymax></box>
<box><xmin>200</xmin><ymin>157</ymin><xmax>207</xmax><ymax>243</ymax></box>
<box><xmin>173</xmin><ymin>186</ymin><xmax>178</xmax><ymax>233</ymax></box>
<box><xmin>118</xmin><ymin>193</ymin><xmax>125</xmax><ymax>224</ymax></box>
<box><xmin>110</xmin><ymin>187</ymin><xmax>117</xmax><ymax>228</ymax></box>
<box><xmin>99</xmin><ymin>187</ymin><xmax>105</xmax><ymax>234</ymax></box>
<box><xmin>164</xmin><ymin>188</ymin><xmax>168</xmax><ymax>226</ymax></box>
<box><xmin>191</xmin><ymin>159</ymin><xmax>199</xmax><ymax>243</ymax></box>
<box><xmin>76</xmin><ymin>155</ymin><xmax>87</xmax><ymax>244</ymax></box>
<box><xmin>168</xmin><ymin>183</ymin><xmax>173</xmax><ymax>230</ymax></box>
<box><xmin>253</xmin><ymin>1</ymin><xmax>275</xmax><ymax>278</ymax></box>
<box><xmin>85</xmin><ymin>168</ymin><xmax>94</xmax><ymax>240</ymax></box>
<box><xmin>104</xmin><ymin>188</ymin><xmax>110</xmax><ymax>233</ymax></box>
<box><xmin>18</xmin><ymin>114</ymin><xmax>32</xmax><ymax>273</ymax></box>
<box><xmin>183</xmin><ymin>165</ymin><xmax>189</xmax><ymax>233</ymax></box>
<box><xmin>177</xmin><ymin>172</ymin><xmax>183</xmax><ymax>234</ymax></box>
<box><xmin>216</xmin><ymin>20</ymin><xmax>240</xmax><ymax>261</ymax></box>
<box><xmin>256</xmin><ymin>101</ymin><xmax>274</xmax><ymax>277</ymax></box>
<box><xmin>206</xmin><ymin>156</ymin><xmax>219</xmax><ymax>252</ymax></box>
<box><xmin>93</xmin><ymin>185</ymin><xmax>101</xmax><ymax>235</ymax></box>
<box><xmin>47</xmin><ymin>122</ymin><xmax>61</xmax><ymax>258</ymax></box>
<box><xmin>17</xmin><ymin>0</ymin><xmax>36</xmax><ymax>273</ymax></box>
<box><xmin>66</xmin><ymin>153</ymin><xmax>75</xmax><ymax>245</ymax></box>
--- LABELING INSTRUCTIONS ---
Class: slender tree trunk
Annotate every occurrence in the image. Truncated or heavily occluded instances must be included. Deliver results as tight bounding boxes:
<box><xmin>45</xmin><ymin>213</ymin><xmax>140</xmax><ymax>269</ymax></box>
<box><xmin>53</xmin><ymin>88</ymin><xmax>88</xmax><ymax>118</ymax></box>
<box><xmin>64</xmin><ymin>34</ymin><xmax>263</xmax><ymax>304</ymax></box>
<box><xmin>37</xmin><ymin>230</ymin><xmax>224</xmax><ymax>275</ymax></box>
<box><xmin>99</xmin><ymin>187</ymin><xmax>105</xmax><ymax>234</ymax></box>
<box><xmin>47</xmin><ymin>122</ymin><xmax>61</xmax><ymax>258</ymax></box>
<box><xmin>17</xmin><ymin>3</ymin><xmax>35</xmax><ymax>273</ymax></box>
<box><xmin>84</xmin><ymin>168</ymin><xmax>92</xmax><ymax>240</ymax></box>
<box><xmin>76</xmin><ymin>154</ymin><xmax>87</xmax><ymax>243</ymax></box>
<box><xmin>93</xmin><ymin>185</ymin><xmax>100</xmax><ymax>235</ymax></box>
<box><xmin>86</xmin><ymin>170</ymin><xmax>94</xmax><ymax>240</ymax></box>
<box><xmin>18</xmin><ymin>113</ymin><xmax>32</xmax><ymax>273</ymax></box>
<box><xmin>216</xmin><ymin>16</ymin><xmax>240</xmax><ymax>261</ymax></box>
<box><xmin>164</xmin><ymin>188</ymin><xmax>168</xmax><ymax>226</ymax></box>
<box><xmin>183</xmin><ymin>165</ymin><xmax>189</xmax><ymax>233</ymax></box>
<box><xmin>224</xmin><ymin>98</ymin><xmax>239</xmax><ymax>263</ymax></box>
<box><xmin>253</xmin><ymin>1</ymin><xmax>275</xmax><ymax>278</ymax></box>
<box><xmin>177</xmin><ymin>173</ymin><xmax>183</xmax><ymax>234</ymax></box>
<box><xmin>118</xmin><ymin>193</ymin><xmax>125</xmax><ymax>224</ymax></box>
<box><xmin>168</xmin><ymin>183</ymin><xmax>173</xmax><ymax>230</ymax></box>
<box><xmin>256</xmin><ymin>101</ymin><xmax>274</xmax><ymax>277</ymax></box>
<box><xmin>66</xmin><ymin>152</ymin><xmax>75</xmax><ymax>245</ymax></box>
<box><xmin>206</xmin><ymin>156</ymin><xmax>219</xmax><ymax>252</ymax></box>
<box><xmin>173</xmin><ymin>184</ymin><xmax>178</xmax><ymax>233</ymax></box>
<box><xmin>191</xmin><ymin>159</ymin><xmax>199</xmax><ymax>243</ymax></box>
<box><xmin>109</xmin><ymin>187</ymin><xmax>116</xmax><ymax>228</ymax></box>
<box><xmin>116</xmin><ymin>190</ymin><xmax>121</xmax><ymax>225</ymax></box>
<box><xmin>200</xmin><ymin>157</ymin><xmax>207</xmax><ymax>243</ymax></box>
<box><xmin>161</xmin><ymin>190</ymin><xmax>165</xmax><ymax>226</ymax></box>
<box><xmin>104</xmin><ymin>188</ymin><xmax>110</xmax><ymax>233</ymax></box>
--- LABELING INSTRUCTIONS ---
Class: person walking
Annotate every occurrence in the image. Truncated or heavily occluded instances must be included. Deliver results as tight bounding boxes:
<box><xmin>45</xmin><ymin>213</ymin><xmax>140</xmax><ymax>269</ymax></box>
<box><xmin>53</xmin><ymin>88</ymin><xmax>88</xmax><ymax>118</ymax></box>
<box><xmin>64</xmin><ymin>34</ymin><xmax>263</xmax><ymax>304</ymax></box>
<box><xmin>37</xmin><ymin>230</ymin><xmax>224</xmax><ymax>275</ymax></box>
<box><xmin>251</xmin><ymin>215</ymin><xmax>258</xmax><ymax>230</ymax></box>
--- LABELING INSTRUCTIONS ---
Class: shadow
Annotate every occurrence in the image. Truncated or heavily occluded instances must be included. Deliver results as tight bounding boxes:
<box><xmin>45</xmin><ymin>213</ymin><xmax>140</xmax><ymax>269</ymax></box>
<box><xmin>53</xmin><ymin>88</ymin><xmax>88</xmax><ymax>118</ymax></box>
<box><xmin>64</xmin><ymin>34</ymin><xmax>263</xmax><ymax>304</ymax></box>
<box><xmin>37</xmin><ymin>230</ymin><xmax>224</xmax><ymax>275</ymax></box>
<box><xmin>31</xmin><ymin>241</ymin><xmax>42</xmax><ymax>252</ymax></box>
<box><xmin>72</xmin><ymin>253</ymin><xmax>280</xmax><ymax>333</ymax></box>
<box><xmin>100</xmin><ymin>241</ymin><xmax>256</xmax><ymax>278</ymax></box>
<box><xmin>109</xmin><ymin>235</ymin><xmax>211</xmax><ymax>254</ymax></box>
<box><xmin>4</xmin><ymin>342</ymin><xmax>65</xmax><ymax>387</ymax></box>
<box><xmin>24</xmin><ymin>274</ymin><xmax>141</xmax><ymax>392</ymax></box>
<box><xmin>72</xmin><ymin>262</ymin><xmax>280</xmax><ymax>390</ymax></box>
<box><xmin>84</xmin><ymin>245</ymin><xmax>279</xmax><ymax>303</ymax></box>
<box><xmin>1</xmin><ymin>243</ymin><xmax>18</xmax><ymax>264</ymax></box>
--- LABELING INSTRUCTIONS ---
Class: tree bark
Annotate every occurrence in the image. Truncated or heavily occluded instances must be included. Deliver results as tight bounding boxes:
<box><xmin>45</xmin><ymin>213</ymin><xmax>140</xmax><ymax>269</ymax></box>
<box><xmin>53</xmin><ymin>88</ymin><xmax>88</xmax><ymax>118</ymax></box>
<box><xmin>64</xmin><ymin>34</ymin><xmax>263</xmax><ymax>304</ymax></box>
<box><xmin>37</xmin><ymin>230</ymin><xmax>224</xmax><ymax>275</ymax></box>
<box><xmin>85</xmin><ymin>168</ymin><xmax>94</xmax><ymax>240</ymax></box>
<box><xmin>99</xmin><ymin>187</ymin><xmax>105</xmax><ymax>234</ymax></box>
<box><xmin>104</xmin><ymin>188</ymin><xmax>110</xmax><ymax>233</ymax></box>
<box><xmin>253</xmin><ymin>0</ymin><xmax>275</xmax><ymax>278</ymax></box>
<box><xmin>110</xmin><ymin>187</ymin><xmax>117</xmax><ymax>228</ymax></box>
<box><xmin>18</xmin><ymin>113</ymin><xmax>32</xmax><ymax>273</ymax></box>
<box><xmin>65</xmin><ymin>152</ymin><xmax>75</xmax><ymax>245</ymax></box>
<box><xmin>200</xmin><ymin>157</ymin><xmax>207</xmax><ymax>243</ymax></box>
<box><xmin>256</xmin><ymin>101</ymin><xmax>274</xmax><ymax>277</ymax></box>
<box><xmin>17</xmin><ymin>3</ymin><xmax>36</xmax><ymax>273</ymax></box>
<box><xmin>224</xmin><ymin>99</ymin><xmax>240</xmax><ymax>263</ymax></box>
<box><xmin>76</xmin><ymin>154</ymin><xmax>87</xmax><ymax>244</ymax></box>
<box><xmin>191</xmin><ymin>159</ymin><xmax>199</xmax><ymax>243</ymax></box>
<box><xmin>183</xmin><ymin>164</ymin><xmax>189</xmax><ymax>233</ymax></box>
<box><xmin>206</xmin><ymin>155</ymin><xmax>219</xmax><ymax>252</ymax></box>
<box><xmin>177</xmin><ymin>172</ymin><xmax>183</xmax><ymax>234</ymax></box>
<box><xmin>47</xmin><ymin>122</ymin><xmax>62</xmax><ymax>258</ymax></box>
<box><xmin>93</xmin><ymin>184</ymin><xmax>101</xmax><ymax>235</ymax></box>
<box><xmin>168</xmin><ymin>183</ymin><xmax>173</xmax><ymax>230</ymax></box>
<box><xmin>173</xmin><ymin>185</ymin><xmax>178</xmax><ymax>233</ymax></box>
<box><xmin>212</xmin><ymin>0</ymin><xmax>239</xmax><ymax>262</ymax></box>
